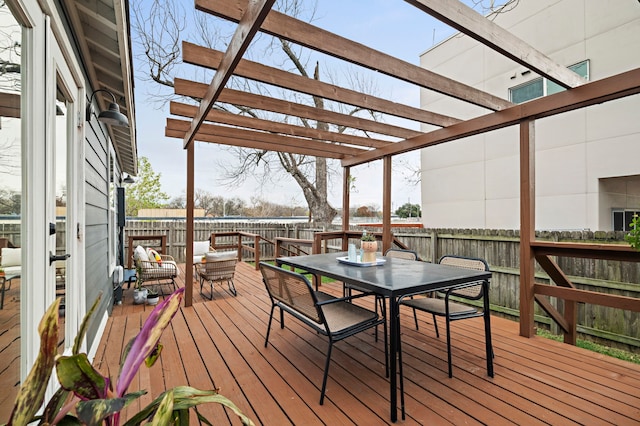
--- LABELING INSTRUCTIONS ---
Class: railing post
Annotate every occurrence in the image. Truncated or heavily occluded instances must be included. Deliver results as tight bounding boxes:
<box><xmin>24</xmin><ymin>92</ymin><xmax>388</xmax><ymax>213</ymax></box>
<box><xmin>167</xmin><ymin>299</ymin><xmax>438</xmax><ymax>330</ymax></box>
<box><xmin>275</xmin><ymin>238</ymin><xmax>281</xmax><ymax>259</ymax></box>
<box><xmin>254</xmin><ymin>234</ymin><xmax>260</xmax><ymax>270</ymax></box>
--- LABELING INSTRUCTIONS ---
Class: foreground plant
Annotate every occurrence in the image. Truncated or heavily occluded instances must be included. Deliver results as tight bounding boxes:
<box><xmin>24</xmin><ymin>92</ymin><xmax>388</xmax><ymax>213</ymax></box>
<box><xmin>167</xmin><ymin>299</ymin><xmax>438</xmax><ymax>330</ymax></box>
<box><xmin>624</xmin><ymin>214</ymin><xmax>640</xmax><ymax>251</ymax></box>
<box><xmin>5</xmin><ymin>288</ymin><xmax>253</xmax><ymax>425</ymax></box>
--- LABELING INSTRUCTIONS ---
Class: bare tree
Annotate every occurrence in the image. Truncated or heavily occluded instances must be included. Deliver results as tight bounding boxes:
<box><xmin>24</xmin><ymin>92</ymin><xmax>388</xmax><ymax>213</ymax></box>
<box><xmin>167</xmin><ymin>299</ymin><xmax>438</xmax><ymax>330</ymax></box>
<box><xmin>0</xmin><ymin>1</ymin><xmax>21</xmax><ymax>93</ymax></box>
<box><xmin>0</xmin><ymin>1</ymin><xmax>22</xmax><ymax>182</ymax></box>
<box><xmin>132</xmin><ymin>0</ymin><xmax>521</xmax><ymax>223</ymax></box>
<box><xmin>132</xmin><ymin>0</ymin><xmax>382</xmax><ymax>224</ymax></box>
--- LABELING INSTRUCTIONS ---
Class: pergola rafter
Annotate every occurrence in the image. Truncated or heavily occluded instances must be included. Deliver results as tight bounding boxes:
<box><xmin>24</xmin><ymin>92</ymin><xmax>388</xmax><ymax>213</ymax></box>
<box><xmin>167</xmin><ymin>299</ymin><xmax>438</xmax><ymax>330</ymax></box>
<box><xmin>166</xmin><ymin>0</ymin><xmax>640</xmax><ymax>349</ymax></box>
<box><xmin>182</xmin><ymin>41</ymin><xmax>462</xmax><ymax>127</ymax></box>
<box><xmin>169</xmin><ymin>102</ymin><xmax>392</xmax><ymax>149</ymax></box>
<box><xmin>174</xmin><ymin>78</ymin><xmax>421</xmax><ymax>139</ymax></box>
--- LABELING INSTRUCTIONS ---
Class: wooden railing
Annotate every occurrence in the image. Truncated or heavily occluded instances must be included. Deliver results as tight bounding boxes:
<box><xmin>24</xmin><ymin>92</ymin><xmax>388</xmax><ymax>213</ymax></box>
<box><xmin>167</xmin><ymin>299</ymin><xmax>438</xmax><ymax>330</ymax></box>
<box><xmin>120</xmin><ymin>221</ymin><xmax>640</xmax><ymax>351</ymax></box>
<box><xmin>530</xmin><ymin>241</ymin><xmax>640</xmax><ymax>344</ymax></box>
<box><xmin>126</xmin><ymin>235</ymin><xmax>167</xmax><ymax>269</ymax></box>
<box><xmin>273</xmin><ymin>231</ymin><xmax>412</xmax><ymax>261</ymax></box>
<box><xmin>210</xmin><ymin>231</ymin><xmax>276</xmax><ymax>270</ymax></box>
<box><xmin>274</xmin><ymin>237</ymin><xmax>313</xmax><ymax>258</ymax></box>
<box><xmin>311</xmin><ymin>230</ymin><xmax>409</xmax><ymax>254</ymax></box>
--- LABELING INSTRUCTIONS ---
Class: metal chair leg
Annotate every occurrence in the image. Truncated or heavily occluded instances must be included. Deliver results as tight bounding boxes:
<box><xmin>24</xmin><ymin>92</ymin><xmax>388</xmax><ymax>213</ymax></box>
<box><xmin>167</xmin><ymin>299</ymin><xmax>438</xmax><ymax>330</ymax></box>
<box><xmin>446</xmin><ymin>317</ymin><xmax>453</xmax><ymax>378</ymax></box>
<box><xmin>264</xmin><ymin>305</ymin><xmax>276</xmax><ymax>347</ymax></box>
<box><xmin>320</xmin><ymin>341</ymin><xmax>334</xmax><ymax>405</ymax></box>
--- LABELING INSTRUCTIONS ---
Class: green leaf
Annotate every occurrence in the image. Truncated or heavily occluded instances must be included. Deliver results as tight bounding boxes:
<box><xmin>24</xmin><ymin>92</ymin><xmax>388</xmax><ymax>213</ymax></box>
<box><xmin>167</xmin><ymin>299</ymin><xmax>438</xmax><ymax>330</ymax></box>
<box><xmin>144</xmin><ymin>343</ymin><xmax>163</xmax><ymax>368</ymax></box>
<box><xmin>76</xmin><ymin>391</ymin><xmax>145</xmax><ymax>425</ymax></box>
<box><xmin>40</xmin><ymin>387</ymin><xmax>72</xmax><ymax>424</ymax></box>
<box><xmin>56</xmin><ymin>353</ymin><xmax>108</xmax><ymax>400</ymax></box>
<box><xmin>76</xmin><ymin>398</ymin><xmax>126</xmax><ymax>426</ymax></box>
<box><xmin>7</xmin><ymin>299</ymin><xmax>60</xmax><ymax>425</ymax></box>
<box><xmin>122</xmin><ymin>386</ymin><xmax>254</xmax><ymax>426</ymax></box>
<box><xmin>150</xmin><ymin>390</ymin><xmax>174</xmax><ymax>426</ymax></box>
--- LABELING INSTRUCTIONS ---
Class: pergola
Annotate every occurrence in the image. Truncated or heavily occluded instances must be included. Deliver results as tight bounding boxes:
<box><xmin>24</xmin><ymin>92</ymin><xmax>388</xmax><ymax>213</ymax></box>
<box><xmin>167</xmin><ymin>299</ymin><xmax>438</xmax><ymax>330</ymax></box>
<box><xmin>165</xmin><ymin>0</ymin><xmax>640</xmax><ymax>341</ymax></box>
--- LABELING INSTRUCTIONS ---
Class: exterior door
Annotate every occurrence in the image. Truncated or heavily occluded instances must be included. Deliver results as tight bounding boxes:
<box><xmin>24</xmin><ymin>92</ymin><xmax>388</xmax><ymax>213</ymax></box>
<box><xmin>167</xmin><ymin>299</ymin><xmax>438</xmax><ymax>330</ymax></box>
<box><xmin>48</xmin><ymin>23</ymin><xmax>83</xmax><ymax>354</ymax></box>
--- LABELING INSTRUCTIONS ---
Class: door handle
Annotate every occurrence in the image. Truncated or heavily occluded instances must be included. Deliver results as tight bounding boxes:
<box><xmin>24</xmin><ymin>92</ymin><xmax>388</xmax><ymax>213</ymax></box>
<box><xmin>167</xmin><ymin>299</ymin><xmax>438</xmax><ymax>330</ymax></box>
<box><xmin>50</xmin><ymin>252</ymin><xmax>71</xmax><ymax>265</ymax></box>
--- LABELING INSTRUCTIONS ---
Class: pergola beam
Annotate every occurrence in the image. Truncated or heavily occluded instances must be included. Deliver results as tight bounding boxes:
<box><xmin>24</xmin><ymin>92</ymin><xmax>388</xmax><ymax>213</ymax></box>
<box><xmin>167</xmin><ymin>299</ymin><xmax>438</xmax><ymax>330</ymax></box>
<box><xmin>167</xmin><ymin>119</ymin><xmax>357</xmax><ymax>158</ymax></box>
<box><xmin>182</xmin><ymin>41</ymin><xmax>461</xmax><ymax>128</ymax></box>
<box><xmin>342</xmin><ymin>67</ymin><xmax>640</xmax><ymax>167</ymax></box>
<box><xmin>170</xmin><ymin>102</ymin><xmax>392</xmax><ymax>149</ymax></box>
<box><xmin>175</xmin><ymin>78</ymin><xmax>422</xmax><ymax>140</ymax></box>
<box><xmin>196</xmin><ymin>0</ymin><xmax>513</xmax><ymax>111</ymax></box>
<box><xmin>183</xmin><ymin>0</ymin><xmax>275</xmax><ymax>149</ymax></box>
<box><xmin>405</xmin><ymin>0</ymin><xmax>585</xmax><ymax>89</ymax></box>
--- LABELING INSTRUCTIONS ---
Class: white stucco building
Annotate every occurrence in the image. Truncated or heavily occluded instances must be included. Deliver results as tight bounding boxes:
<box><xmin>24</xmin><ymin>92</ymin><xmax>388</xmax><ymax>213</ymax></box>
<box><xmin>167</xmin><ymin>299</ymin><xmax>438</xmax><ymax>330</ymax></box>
<box><xmin>419</xmin><ymin>0</ymin><xmax>640</xmax><ymax>231</ymax></box>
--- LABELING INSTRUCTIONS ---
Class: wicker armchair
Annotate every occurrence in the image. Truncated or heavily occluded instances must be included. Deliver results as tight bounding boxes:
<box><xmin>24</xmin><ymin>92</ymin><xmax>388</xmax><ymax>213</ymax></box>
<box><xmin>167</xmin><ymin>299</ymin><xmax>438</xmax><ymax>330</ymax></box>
<box><xmin>132</xmin><ymin>245</ymin><xmax>179</xmax><ymax>293</ymax></box>
<box><xmin>195</xmin><ymin>251</ymin><xmax>238</xmax><ymax>299</ymax></box>
<box><xmin>260</xmin><ymin>262</ymin><xmax>388</xmax><ymax>405</ymax></box>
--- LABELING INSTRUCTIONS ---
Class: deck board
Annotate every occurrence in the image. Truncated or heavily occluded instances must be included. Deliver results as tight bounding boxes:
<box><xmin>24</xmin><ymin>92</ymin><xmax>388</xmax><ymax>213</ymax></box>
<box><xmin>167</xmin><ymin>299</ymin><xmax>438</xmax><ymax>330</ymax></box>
<box><xmin>2</xmin><ymin>262</ymin><xmax>640</xmax><ymax>425</ymax></box>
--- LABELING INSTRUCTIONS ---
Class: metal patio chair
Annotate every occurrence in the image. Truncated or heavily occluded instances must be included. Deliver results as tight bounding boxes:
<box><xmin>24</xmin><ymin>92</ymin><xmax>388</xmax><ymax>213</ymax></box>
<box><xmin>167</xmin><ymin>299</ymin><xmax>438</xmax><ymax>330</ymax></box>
<box><xmin>343</xmin><ymin>248</ymin><xmax>419</xmax><ymax>340</ymax></box>
<box><xmin>260</xmin><ymin>262</ymin><xmax>388</xmax><ymax>405</ymax></box>
<box><xmin>399</xmin><ymin>254</ymin><xmax>493</xmax><ymax>378</ymax></box>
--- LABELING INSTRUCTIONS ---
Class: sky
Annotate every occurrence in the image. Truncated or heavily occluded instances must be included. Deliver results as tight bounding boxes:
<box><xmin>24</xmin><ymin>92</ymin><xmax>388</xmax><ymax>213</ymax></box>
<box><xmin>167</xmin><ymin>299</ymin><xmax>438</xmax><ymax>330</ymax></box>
<box><xmin>132</xmin><ymin>0</ymin><xmax>484</xmax><ymax>211</ymax></box>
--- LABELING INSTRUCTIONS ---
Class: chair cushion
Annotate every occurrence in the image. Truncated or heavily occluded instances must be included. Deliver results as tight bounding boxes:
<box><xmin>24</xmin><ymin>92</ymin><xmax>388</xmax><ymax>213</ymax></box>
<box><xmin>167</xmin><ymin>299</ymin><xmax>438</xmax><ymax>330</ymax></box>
<box><xmin>133</xmin><ymin>245</ymin><xmax>149</xmax><ymax>262</ymax></box>
<box><xmin>139</xmin><ymin>260</ymin><xmax>180</xmax><ymax>278</ymax></box>
<box><xmin>163</xmin><ymin>261</ymin><xmax>180</xmax><ymax>277</ymax></box>
<box><xmin>205</xmin><ymin>251</ymin><xmax>237</xmax><ymax>262</ymax></box>
<box><xmin>1</xmin><ymin>247</ymin><xmax>20</xmax><ymax>267</ymax></box>
<box><xmin>2</xmin><ymin>265</ymin><xmax>20</xmax><ymax>275</ymax></box>
<box><xmin>147</xmin><ymin>248</ymin><xmax>162</xmax><ymax>265</ymax></box>
<box><xmin>193</xmin><ymin>241</ymin><xmax>211</xmax><ymax>256</ymax></box>
<box><xmin>402</xmin><ymin>297</ymin><xmax>476</xmax><ymax>316</ymax></box>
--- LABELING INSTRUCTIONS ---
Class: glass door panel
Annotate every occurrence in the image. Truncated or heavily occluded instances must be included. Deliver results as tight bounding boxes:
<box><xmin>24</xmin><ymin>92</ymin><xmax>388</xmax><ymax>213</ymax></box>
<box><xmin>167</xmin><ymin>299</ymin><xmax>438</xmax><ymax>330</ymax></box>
<box><xmin>0</xmin><ymin>3</ymin><xmax>22</xmax><ymax>421</ymax></box>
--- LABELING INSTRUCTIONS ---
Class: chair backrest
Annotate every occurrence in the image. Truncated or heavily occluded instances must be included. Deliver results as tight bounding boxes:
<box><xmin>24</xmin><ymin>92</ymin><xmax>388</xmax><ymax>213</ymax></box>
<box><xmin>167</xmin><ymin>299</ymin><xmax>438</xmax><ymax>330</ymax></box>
<box><xmin>204</xmin><ymin>251</ymin><xmax>237</xmax><ymax>279</ymax></box>
<box><xmin>438</xmin><ymin>255</ymin><xmax>489</xmax><ymax>300</ymax></box>
<box><xmin>259</xmin><ymin>262</ymin><xmax>322</xmax><ymax>324</ymax></box>
<box><xmin>385</xmin><ymin>248</ymin><xmax>419</xmax><ymax>261</ymax></box>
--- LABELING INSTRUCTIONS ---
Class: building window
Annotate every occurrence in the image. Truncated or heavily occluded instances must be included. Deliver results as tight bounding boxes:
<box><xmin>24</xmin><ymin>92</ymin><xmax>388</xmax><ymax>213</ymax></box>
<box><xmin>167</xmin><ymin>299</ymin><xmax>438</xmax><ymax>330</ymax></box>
<box><xmin>509</xmin><ymin>60</ymin><xmax>589</xmax><ymax>103</ymax></box>
<box><xmin>613</xmin><ymin>210</ymin><xmax>640</xmax><ymax>232</ymax></box>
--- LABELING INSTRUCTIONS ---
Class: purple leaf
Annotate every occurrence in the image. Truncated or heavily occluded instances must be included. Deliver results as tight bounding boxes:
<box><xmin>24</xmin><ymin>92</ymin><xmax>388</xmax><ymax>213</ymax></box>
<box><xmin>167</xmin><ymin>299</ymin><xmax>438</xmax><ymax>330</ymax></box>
<box><xmin>115</xmin><ymin>287</ymin><xmax>184</xmax><ymax>397</ymax></box>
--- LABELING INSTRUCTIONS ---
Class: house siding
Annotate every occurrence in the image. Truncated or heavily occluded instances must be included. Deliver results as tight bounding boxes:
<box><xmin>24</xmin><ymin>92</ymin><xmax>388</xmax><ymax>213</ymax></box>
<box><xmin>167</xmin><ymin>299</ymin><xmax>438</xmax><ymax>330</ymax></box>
<box><xmin>84</xmin><ymin>114</ymin><xmax>114</xmax><ymax>350</ymax></box>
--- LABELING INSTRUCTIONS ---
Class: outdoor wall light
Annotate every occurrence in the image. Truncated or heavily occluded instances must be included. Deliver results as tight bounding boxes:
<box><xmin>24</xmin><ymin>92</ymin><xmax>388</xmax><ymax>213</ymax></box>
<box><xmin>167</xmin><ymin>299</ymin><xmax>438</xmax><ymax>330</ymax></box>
<box><xmin>86</xmin><ymin>89</ymin><xmax>129</xmax><ymax>127</ymax></box>
<box><xmin>123</xmin><ymin>174</ymin><xmax>135</xmax><ymax>184</ymax></box>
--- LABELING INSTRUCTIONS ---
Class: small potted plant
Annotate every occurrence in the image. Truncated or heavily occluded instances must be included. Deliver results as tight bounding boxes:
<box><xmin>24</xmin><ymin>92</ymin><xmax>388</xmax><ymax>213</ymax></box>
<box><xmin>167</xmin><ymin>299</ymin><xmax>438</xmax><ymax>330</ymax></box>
<box><xmin>625</xmin><ymin>213</ymin><xmax>640</xmax><ymax>251</ymax></box>
<box><xmin>360</xmin><ymin>231</ymin><xmax>378</xmax><ymax>262</ymax></box>
<box><xmin>132</xmin><ymin>265</ymin><xmax>148</xmax><ymax>304</ymax></box>
<box><xmin>146</xmin><ymin>286</ymin><xmax>160</xmax><ymax>305</ymax></box>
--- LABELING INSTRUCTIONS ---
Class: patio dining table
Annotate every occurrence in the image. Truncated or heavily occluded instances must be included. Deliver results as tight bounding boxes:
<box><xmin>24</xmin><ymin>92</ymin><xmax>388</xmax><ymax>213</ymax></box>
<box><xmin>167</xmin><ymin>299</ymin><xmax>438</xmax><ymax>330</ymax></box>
<box><xmin>277</xmin><ymin>252</ymin><xmax>492</xmax><ymax>422</ymax></box>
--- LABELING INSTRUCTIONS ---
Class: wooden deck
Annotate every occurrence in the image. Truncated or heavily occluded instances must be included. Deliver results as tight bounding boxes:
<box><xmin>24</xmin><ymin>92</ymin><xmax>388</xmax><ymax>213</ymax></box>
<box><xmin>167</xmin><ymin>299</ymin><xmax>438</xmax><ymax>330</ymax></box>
<box><xmin>2</xmin><ymin>262</ymin><xmax>640</xmax><ymax>424</ymax></box>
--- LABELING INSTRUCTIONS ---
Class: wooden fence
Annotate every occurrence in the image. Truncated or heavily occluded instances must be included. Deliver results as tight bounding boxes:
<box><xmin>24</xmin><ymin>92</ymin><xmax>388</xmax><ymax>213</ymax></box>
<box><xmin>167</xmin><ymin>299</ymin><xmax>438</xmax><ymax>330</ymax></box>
<box><xmin>123</xmin><ymin>220</ymin><xmax>639</xmax><ymax>352</ymax></box>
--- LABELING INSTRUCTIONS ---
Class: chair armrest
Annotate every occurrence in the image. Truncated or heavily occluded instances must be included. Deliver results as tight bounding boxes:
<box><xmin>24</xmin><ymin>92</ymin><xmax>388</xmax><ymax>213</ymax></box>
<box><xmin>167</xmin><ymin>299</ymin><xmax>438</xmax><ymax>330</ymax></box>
<box><xmin>443</xmin><ymin>280</ymin><xmax>487</xmax><ymax>301</ymax></box>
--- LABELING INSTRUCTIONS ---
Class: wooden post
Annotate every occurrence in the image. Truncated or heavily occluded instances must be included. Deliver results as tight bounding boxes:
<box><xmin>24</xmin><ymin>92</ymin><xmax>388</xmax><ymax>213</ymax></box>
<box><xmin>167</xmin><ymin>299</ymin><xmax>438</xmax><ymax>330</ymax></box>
<box><xmin>382</xmin><ymin>156</ymin><xmax>392</xmax><ymax>253</ymax></box>
<box><xmin>185</xmin><ymin>142</ymin><xmax>194</xmax><ymax>307</ymax></box>
<box><xmin>342</xmin><ymin>166</ymin><xmax>351</xmax><ymax>250</ymax></box>
<box><xmin>519</xmin><ymin>120</ymin><xmax>535</xmax><ymax>337</ymax></box>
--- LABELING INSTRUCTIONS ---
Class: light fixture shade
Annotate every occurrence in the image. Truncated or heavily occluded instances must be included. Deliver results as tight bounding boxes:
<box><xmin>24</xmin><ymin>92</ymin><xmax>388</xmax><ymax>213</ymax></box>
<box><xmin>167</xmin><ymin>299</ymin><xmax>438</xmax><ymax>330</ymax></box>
<box><xmin>99</xmin><ymin>102</ymin><xmax>129</xmax><ymax>127</ymax></box>
<box><xmin>123</xmin><ymin>174</ymin><xmax>135</xmax><ymax>184</ymax></box>
<box><xmin>86</xmin><ymin>89</ymin><xmax>129</xmax><ymax>127</ymax></box>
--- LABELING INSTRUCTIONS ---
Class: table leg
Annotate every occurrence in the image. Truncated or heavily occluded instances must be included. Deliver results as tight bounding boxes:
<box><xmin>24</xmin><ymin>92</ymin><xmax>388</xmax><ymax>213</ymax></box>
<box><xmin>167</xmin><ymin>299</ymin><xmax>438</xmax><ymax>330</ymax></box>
<box><xmin>483</xmin><ymin>281</ymin><xmax>494</xmax><ymax>377</ymax></box>
<box><xmin>389</xmin><ymin>296</ymin><xmax>398</xmax><ymax>422</ymax></box>
<box><xmin>0</xmin><ymin>277</ymin><xmax>5</xmax><ymax>309</ymax></box>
